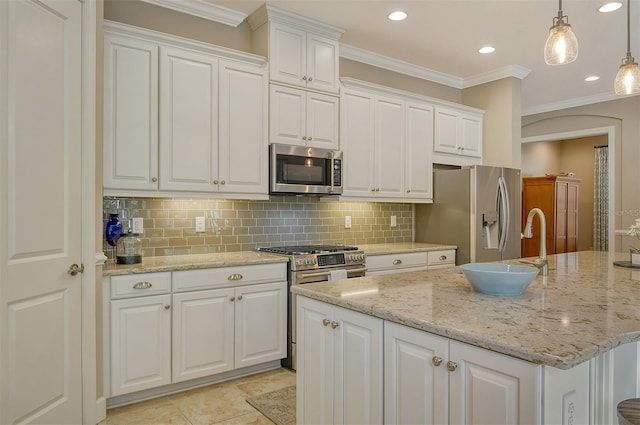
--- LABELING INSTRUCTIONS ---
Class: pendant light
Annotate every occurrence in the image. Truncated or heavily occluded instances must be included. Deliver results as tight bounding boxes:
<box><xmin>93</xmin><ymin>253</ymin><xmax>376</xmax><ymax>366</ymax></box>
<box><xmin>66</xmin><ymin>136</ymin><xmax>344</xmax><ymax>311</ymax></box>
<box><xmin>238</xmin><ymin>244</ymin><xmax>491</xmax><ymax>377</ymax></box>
<box><xmin>614</xmin><ymin>0</ymin><xmax>640</xmax><ymax>95</ymax></box>
<box><xmin>544</xmin><ymin>0</ymin><xmax>579</xmax><ymax>65</ymax></box>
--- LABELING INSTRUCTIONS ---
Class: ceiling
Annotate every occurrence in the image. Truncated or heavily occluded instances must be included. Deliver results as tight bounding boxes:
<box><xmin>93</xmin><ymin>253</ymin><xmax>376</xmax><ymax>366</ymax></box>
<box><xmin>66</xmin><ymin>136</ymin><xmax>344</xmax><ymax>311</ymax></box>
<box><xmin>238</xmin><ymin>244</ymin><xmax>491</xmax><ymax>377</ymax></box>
<box><xmin>213</xmin><ymin>0</ymin><xmax>640</xmax><ymax>115</ymax></box>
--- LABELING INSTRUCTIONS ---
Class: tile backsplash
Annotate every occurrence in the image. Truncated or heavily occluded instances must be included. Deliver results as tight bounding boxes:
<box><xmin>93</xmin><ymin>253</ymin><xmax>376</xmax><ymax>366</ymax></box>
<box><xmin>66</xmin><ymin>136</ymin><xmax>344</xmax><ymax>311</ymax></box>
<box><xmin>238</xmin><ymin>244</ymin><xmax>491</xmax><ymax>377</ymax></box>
<box><xmin>103</xmin><ymin>196</ymin><xmax>413</xmax><ymax>257</ymax></box>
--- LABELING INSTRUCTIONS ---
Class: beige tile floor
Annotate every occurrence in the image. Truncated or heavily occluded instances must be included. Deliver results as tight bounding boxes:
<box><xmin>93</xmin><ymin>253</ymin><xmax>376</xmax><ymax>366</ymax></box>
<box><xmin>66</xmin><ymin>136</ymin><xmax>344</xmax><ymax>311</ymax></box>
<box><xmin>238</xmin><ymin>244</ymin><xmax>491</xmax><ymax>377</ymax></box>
<box><xmin>99</xmin><ymin>368</ymin><xmax>296</xmax><ymax>425</ymax></box>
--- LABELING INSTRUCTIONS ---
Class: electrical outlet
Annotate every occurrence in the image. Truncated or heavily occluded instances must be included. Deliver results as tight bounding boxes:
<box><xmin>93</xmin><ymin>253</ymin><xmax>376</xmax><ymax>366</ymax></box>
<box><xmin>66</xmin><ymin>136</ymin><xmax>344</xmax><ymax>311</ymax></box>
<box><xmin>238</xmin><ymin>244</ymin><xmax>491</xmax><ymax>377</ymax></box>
<box><xmin>132</xmin><ymin>217</ymin><xmax>144</xmax><ymax>234</ymax></box>
<box><xmin>344</xmin><ymin>215</ymin><xmax>352</xmax><ymax>229</ymax></box>
<box><xmin>195</xmin><ymin>216</ymin><xmax>206</xmax><ymax>233</ymax></box>
<box><xmin>391</xmin><ymin>215</ymin><xmax>397</xmax><ymax>227</ymax></box>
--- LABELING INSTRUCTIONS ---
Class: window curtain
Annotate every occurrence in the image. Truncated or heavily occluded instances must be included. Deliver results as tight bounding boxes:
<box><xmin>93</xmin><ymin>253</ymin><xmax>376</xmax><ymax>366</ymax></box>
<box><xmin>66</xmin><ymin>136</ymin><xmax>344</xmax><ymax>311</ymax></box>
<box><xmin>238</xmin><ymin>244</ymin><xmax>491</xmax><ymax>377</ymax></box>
<box><xmin>593</xmin><ymin>146</ymin><xmax>608</xmax><ymax>251</ymax></box>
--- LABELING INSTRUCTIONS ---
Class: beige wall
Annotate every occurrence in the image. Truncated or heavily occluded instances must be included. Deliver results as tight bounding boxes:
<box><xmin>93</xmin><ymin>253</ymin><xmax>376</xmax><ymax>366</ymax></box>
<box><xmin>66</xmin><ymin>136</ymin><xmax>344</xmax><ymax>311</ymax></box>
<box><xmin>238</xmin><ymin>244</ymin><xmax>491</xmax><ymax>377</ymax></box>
<box><xmin>463</xmin><ymin>77</ymin><xmax>522</xmax><ymax>169</ymax></box>
<box><xmin>522</xmin><ymin>96</ymin><xmax>640</xmax><ymax>251</ymax></box>
<box><xmin>522</xmin><ymin>136</ymin><xmax>608</xmax><ymax>251</ymax></box>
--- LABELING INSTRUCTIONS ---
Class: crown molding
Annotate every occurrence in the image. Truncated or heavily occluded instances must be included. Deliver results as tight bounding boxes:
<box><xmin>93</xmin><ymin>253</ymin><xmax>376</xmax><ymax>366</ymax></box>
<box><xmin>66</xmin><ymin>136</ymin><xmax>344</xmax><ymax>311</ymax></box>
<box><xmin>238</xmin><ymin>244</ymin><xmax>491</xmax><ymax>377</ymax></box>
<box><xmin>139</xmin><ymin>0</ymin><xmax>247</xmax><ymax>27</ymax></box>
<box><xmin>522</xmin><ymin>91</ymin><xmax>639</xmax><ymax>116</ymax></box>
<box><xmin>340</xmin><ymin>43</ymin><xmax>464</xmax><ymax>89</ymax></box>
<box><xmin>462</xmin><ymin>65</ymin><xmax>531</xmax><ymax>88</ymax></box>
<box><xmin>247</xmin><ymin>4</ymin><xmax>345</xmax><ymax>39</ymax></box>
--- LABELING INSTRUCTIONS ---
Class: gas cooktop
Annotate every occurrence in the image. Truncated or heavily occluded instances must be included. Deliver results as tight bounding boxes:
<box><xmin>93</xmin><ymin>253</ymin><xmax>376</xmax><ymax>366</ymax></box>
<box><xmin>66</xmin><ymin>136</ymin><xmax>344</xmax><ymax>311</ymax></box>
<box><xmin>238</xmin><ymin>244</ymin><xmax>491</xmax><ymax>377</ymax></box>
<box><xmin>257</xmin><ymin>245</ymin><xmax>359</xmax><ymax>256</ymax></box>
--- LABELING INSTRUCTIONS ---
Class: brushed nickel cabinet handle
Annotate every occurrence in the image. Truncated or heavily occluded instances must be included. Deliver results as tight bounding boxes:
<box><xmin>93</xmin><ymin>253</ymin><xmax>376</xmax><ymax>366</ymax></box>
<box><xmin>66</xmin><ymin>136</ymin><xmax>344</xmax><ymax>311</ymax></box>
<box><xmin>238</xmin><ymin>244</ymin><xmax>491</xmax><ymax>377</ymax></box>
<box><xmin>440</xmin><ymin>255</ymin><xmax>447</xmax><ymax>261</ymax></box>
<box><xmin>133</xmin><ymin>281</ymin><xmax>152</xmax><ymax>289</ymax></box>
<box><xmin>228</xmin><ymin>273</ymin><xmax>243</xmax><ymax>281</ymax></box>
<box><xmin>393</xmin><ymin>259</ymin><xmax>402</xmax><ymax>265</ymax></box>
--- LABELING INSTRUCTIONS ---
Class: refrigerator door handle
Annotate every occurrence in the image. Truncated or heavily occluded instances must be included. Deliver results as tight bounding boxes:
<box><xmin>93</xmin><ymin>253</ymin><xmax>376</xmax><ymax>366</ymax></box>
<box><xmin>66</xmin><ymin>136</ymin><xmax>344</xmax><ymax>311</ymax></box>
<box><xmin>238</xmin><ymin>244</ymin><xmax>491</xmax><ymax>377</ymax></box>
<box><xmin>497</xmin><ymin>176</ymin><xmax>510</xmax><ymax>253</ymax></box>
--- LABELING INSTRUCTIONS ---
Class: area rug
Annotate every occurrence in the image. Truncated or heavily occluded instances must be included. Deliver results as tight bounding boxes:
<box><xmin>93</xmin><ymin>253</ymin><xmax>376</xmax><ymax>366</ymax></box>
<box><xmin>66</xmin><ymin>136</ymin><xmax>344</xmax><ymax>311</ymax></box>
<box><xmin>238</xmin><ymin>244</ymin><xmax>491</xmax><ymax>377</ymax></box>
<box><xmin>246</xmin><ymin>385</ymin><xmax>296</xmax><ymax>425</ymax></box>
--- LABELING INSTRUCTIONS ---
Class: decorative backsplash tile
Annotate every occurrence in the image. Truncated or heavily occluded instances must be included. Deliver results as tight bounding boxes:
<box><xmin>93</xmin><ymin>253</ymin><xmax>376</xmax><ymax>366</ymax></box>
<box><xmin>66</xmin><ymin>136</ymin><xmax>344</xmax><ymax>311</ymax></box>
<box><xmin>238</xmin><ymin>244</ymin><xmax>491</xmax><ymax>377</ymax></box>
<box><xmin>103</xmin><ymin>196</ymin><xmax>413</xmax><ymax>257</ymax></box>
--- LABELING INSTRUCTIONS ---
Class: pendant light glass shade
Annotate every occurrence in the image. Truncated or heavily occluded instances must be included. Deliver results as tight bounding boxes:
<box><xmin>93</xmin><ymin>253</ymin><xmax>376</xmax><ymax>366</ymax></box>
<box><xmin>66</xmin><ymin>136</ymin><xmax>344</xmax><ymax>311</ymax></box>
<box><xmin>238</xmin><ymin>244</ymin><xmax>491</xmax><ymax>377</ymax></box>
<box><xmin>614</xmin><ymin>0</ymin><xmax>640</xmax><ymax>95</ymax></box>
<box><xmin>544</xmin><ymin>1</ymin><xmax>578</xmax><ymax>65</ymax></box>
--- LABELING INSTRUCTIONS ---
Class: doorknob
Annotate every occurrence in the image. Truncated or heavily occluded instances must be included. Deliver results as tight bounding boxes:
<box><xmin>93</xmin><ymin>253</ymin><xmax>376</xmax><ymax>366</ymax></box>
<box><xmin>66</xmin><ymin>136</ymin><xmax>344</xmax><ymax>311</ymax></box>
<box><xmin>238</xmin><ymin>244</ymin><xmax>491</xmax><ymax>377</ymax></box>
<box><xmin>67</xmin><ymin>263</ymin><xmax>84</xmax><ymax>276</ymax></box>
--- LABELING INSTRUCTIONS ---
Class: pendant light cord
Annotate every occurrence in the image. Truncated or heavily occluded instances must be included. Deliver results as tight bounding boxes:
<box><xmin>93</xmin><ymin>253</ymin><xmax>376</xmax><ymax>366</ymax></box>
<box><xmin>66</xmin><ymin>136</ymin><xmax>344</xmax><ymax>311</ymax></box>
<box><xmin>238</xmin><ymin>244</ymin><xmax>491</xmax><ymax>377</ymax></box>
<box><xmin>626</xmin><ymin>0</ymin><xmax>631</xmax><ymax>55</ymax></box>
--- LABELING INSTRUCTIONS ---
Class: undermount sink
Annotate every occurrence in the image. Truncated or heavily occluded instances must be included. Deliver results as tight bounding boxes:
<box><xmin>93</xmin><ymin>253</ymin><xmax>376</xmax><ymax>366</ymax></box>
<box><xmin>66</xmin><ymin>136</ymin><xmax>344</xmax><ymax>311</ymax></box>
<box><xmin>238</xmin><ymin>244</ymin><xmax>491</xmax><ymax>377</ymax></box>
<box><xmin>460</xmin><ymin>263</ymin><xmax>539</xmax><ymax>296</ymax></box>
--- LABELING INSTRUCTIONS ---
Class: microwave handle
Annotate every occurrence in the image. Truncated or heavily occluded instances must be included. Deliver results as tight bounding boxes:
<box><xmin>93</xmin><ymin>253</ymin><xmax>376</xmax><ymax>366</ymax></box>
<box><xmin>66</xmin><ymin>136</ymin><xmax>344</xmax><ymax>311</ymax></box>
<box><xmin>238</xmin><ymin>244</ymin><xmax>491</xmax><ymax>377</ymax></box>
<box><xmin>329</xmin><ymin>151</ymin><xmax>335</xmax><ymax>193</ymax></box>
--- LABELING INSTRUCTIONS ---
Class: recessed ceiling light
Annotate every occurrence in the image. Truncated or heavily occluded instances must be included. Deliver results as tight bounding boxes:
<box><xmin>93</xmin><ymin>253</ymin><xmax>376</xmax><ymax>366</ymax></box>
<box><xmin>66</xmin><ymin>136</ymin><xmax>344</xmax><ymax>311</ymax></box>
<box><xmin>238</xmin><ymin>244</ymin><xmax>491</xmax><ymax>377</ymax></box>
<box><xmin>585</xmin><ymin>75</ymin><xmax>600</xmax><ymax>81</ymax></box>
<box><xmin>388</xmin><ymin>10</ymin><xmax>407</xmax><ymax>21</ymax></box>
<box><xmin>478</xmin><ymin>46</ymin><xmax>495</xmax><ymax>54</ymax></box>
<box><xmin>598</xmin><ymin>2</ymin><xmax>622</xmax><ymax>12</ymax></box>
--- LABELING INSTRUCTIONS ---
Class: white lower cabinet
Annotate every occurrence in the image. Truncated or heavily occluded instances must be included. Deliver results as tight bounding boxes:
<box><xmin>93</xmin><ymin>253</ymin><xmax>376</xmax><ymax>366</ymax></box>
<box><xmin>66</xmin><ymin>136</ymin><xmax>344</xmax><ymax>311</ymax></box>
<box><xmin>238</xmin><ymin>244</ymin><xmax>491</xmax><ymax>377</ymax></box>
<box><xmin>366</xmin><ymin>250</ymin><xmax>455</xmax><ymax>276</ymax></box>
<box><xmin>296</xmin><ymin>296</ymin><xmax>383</xmax><ymax>425</ymax></box>
<box><xmin>385</xmin><ymin>321</ymin><xmax>540</xmax><ymax>425</ymax></box>
<box><xmin>110</xmin><ymin>293</ymin><xmax>172</xmax><ymax>396</ymax></box>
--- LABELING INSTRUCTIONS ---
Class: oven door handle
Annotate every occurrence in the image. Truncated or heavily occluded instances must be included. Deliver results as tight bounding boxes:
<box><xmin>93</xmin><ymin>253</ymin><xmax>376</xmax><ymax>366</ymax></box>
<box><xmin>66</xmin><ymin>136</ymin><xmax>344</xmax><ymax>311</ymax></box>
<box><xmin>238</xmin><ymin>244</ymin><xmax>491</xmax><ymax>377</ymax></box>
<box><xmin>297</xmin><ymin>266</ymin><xmax>367</xmax><ymax>279</ymax></box>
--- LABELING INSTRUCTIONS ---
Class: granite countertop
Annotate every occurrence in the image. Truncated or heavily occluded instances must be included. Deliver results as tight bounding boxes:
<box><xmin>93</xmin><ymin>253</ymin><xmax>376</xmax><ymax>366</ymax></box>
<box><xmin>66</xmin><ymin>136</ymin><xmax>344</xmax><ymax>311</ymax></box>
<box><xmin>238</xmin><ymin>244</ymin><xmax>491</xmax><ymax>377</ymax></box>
<box><xmin>102</xmin><ymin>251</ymin><xmax>288</xmax><ymax>276</ymax></box>
<box><xmin>358</xmin><ymin>242</ymin><xmax>457</xmax><ymax>255</ymax></box>
<box><xmin>292</xmin><ymin>251</ymin><xmax>640</xmax><ymax>370</ymax></box>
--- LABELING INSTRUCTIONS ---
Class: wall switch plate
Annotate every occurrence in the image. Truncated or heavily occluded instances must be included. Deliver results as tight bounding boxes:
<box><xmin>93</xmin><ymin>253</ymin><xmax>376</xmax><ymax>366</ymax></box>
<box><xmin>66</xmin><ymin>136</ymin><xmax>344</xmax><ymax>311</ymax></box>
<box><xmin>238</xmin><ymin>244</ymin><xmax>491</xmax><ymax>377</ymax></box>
<box><xmin>345</xmin><ymin>216</ymin><xmax>352</xmax><ymax>229</ymax></box>
<box><xmin>390</xmin><ymin>215</ymin><xmax>397</xmax><ymax>227</ymax></box>
<box><xmin>195</xmin><ymin>216</ymin><xmax>206</xmax><ymax>233</ymax></box>
<box><xmin>132</xmin><ymin>217</ymin><xmax>144</xmax><ymax>234</ymax></box>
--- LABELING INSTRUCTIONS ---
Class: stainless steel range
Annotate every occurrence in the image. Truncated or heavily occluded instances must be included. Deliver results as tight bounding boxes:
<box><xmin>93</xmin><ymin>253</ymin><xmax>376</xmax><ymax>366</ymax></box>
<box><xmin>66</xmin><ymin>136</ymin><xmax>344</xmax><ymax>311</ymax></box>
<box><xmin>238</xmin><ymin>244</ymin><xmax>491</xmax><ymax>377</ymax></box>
<box><xmin>258</xmin><ymin>245</ymin><xmax>366</xmax><ymax>369</ymax></box>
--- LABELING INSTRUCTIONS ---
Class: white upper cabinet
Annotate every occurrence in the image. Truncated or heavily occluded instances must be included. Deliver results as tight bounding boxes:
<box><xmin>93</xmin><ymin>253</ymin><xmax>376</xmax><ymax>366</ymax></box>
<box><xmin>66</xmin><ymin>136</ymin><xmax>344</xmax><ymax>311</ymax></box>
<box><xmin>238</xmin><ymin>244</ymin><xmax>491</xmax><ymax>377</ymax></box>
<box><xmin>159</xmin><ymin>47</ymin><xmax>218</xmax><ymax>192</ymax></box>
<box><xmin>270</xmin><ymin>84</ymin><xmax>339</xmax><ymax>149</ymax></box>
<box><xmin>340</xmin><ymin>79</ymin><xmax>435</xmax><ymax>203</ymax></box>
<box><xmin>103</xmin><ymin>22</ymin><xmax>268</xmax><ymax>199</ymax></box>
<box><xmin>104</xmin><ymin>34</ymin><xmax>159</xmax><ymax>191</ymax></box>
<box><xmin>433</xmin><ymin>106</ymin><xmax>483</xmax><ymax>165</ymax></box>
<box><xmin>249</xmin><ymin>6</ymin><xmax>344</xmax><ymax>94</ymax></box>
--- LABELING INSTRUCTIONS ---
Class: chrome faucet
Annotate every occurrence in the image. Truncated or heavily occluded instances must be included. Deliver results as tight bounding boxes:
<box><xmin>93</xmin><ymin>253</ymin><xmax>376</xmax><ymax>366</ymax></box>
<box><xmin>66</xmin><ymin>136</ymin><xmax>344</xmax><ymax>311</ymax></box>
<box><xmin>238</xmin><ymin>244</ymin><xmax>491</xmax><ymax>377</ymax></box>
<box><xmin>521</xmin><ymin>207</ymin><xmax>548</xmax><ymax>276</ymax></box>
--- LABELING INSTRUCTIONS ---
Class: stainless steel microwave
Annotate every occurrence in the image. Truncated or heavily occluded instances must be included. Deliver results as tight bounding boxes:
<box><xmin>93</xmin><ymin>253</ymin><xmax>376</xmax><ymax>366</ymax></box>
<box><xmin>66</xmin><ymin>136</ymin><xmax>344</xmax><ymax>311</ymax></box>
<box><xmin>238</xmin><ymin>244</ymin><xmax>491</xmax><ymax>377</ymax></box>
<box><xmin>270</xmin><ymin>144</ymin><xmax>343</xmax><ymax>195</ymax></box>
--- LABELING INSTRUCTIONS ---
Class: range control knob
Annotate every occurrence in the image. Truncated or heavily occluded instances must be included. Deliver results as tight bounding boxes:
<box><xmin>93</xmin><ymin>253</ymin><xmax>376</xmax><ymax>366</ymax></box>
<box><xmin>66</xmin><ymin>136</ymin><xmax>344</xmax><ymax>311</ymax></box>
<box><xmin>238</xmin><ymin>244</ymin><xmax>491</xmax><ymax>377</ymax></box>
<box><xmin>296</xmin><ymin>259</ymin><xmax>305</xmax><ymax>267</ymax></box>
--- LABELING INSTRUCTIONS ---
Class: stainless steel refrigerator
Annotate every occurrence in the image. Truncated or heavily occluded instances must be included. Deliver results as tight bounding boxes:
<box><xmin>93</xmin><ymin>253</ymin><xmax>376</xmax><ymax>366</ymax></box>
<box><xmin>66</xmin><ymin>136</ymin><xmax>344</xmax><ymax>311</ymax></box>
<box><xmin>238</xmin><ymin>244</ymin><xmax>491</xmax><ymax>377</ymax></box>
<box><xmin>415</xmin><ymin>165</ymin><xmax>521</xmax><ymax>265</ymax></box>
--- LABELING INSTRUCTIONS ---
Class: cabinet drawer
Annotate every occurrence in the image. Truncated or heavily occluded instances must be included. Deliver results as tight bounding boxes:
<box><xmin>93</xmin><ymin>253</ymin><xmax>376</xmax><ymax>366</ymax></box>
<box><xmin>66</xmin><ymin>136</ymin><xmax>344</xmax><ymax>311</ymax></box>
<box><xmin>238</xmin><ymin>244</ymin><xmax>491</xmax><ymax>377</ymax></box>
<box><xmin>366</xmin><ymin>252</ymin><xmax>428</xmax><ymax>271</ymax></box>
<box><xmin>110</xmin><ymin>272</ymin><xmax>171</xmax><ymax>299</ymax></box>
<box><xmin>427</xmin><ymin>250</ymin><xmax>456</xmax><ymax>266</ymax></box>
<box><xmin>173</xmin><ymin>262</ymin><xmax>287</xmax><ymax>292</ymax></box>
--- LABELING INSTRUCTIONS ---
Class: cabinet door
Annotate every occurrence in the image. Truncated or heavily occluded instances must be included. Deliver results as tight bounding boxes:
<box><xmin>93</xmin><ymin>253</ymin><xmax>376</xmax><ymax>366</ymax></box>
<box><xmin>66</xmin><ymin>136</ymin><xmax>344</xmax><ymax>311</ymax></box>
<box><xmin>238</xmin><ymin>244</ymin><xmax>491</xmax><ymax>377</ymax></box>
<box><xmin>405</xmin><ymin>102</ymin><xmax>434</xmax><ymax>200</ymax></box>
<box><xmin>159</xmin><ymin>47</ymin><xmax>218</xmax><ymax>192</ymax></box>
<box><xmin>306</xmin><ymin>92</ymin><xmax>339</xmax><ymax>149</ymax></box>
<box><xmin>172</xmin><ymin>288</ymin><xmax>235</xmax><ymax>383</ymax></box>
<box><xmin>104</xmin><ymin>34</ymin><xmax>158</xmax><ymax>191</ymax></box>
<box><xmin>270</xmin><ymin>84</ymin><xmax>306</xmax><ymax>146</ymax></box>
<box><xmin>334</xmin><ymin>306</ymin><xmax>383</xmax><ymax>424</ymax></box>
<box><xmin>555</xmin><ymin>181</ymin><xmax>568</xmax><ymax>253</ymax></box>
<box><xmin>460</xmin><ymin>113</ymin><xmax>483</xmax><ymax>158</ymax></box>
<box><xmin>219</xmin><ymin>61</ymin><xmax>268</xmax><ymax>194</ymax></box>
<box><xmin>384</xmin><ymin>322</ymin><xmax>448</xmax><ymax>425</ymax></box>
<box><xmin>433</xmin><ymin>107</ymin><xmax>459</xmax><ymax>155</ymax></box>
<box><xmin>375</xmin><ymin>97</ymin><xmax>404</xmax><ymax>198</ymax></box>
<box><xmin>566</xmin><ymin>182</ymin><xmax>579</xmax><ymax>252</ymax></box>
<box><xmin>449</xmin><ymin>340</ymin><xmax>540</xmax><ymax>425</ymax></box>
<box><xmin>297</xmin><ymin>297</ymin><xmax>334</xmax><ymax>425</ymax></box>
<box><xmin>110</xmin><ymin>294</ymin><xmax>171</xmax><ymax>396</ymax></box>
<box><xmin>341</xmin><ymin>90</ymin><xmax>376</xmax><ymax>197</ymax></box>
<box><xmin>270</xmin><ymin>22</ymin><xmax>306</xmax><ymax>87</ymax></box>
<box><xmin>306</xmin><ymin>33</ymin><xmax>339</xmax><ymax>93</ymax></box>
<box><xmin>235</xmin><ymin>282</ymin><xmax>287</xmax><ymax>368</ymax></box>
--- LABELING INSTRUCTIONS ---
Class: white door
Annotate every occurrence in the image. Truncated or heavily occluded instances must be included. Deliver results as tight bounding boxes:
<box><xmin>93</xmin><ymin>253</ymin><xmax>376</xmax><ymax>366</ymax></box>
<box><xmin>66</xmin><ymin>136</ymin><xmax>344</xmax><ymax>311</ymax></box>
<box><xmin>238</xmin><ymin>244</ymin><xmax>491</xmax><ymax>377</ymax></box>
<box><xmin>159</xmin><ymin>46</ymin><xmax>218</xmax><ymax>192</ymax></box>
<box><xmin>375</xmin><ymin>97</ymin><xmax>404</xmax><ymax>198</ymax></box>
<box><xmin>306</xmin><ymin>92</ymin><xmax>339</xmax><ymax>149</ymax></box>
<box><xmin>110</xmin><ymin>295</ymin><xmax>172</xmax><ymax>396</ymax></box>
<box><xmin>270</xmin><ymin>22</ymin><xmax>306</xmax><ymax>87</ymax></box>
<box><xmin>218</xmin><ymin>60</ymin><xmax>268</xmax><ymax>194</ymax></box>
<box><xmin>384</xmin><ymin>322</ymin><xmax>448</xmax><ymax>425</ymax></box>
<box><xmin>434</xmin><ymin>107</ymin><xmax>460</xmax><ymax>154</ymax></box>
<box><xmin>235</xmin><ymin>282</ymin><xmax>286</xmax><ymax>368</ymax></box>
<box><xmin>0</xmin><ymin>1</ymin><xmax>83</xmax><ymax>423</ymax></box>
<box><xmin>340</xmin><ymin>90</ymin><xmax>375</xmax><ymax>197</ymax></box>
<box><xmin>172</xmin><ymin>288</ymin><xmax>235</xmax><ymax>382</ymax></box>
<box><xmin>405</xmin><ymin>102</ymin><xmax>434</xmax><ymax>200</ymax></box>
<box><xmin>460</xmin><ymin>114</ymin><xmax>483</xmax><ymax>158</ymax></box>
<box><xmin>306</xmin><ymin>34</ymin><xmax>339</xmax><ymax>93</ymax></box>
<box><xmin>269</xmin><ymin>84</ymin><xmax>306</xmax><ymax>146</ymax></box>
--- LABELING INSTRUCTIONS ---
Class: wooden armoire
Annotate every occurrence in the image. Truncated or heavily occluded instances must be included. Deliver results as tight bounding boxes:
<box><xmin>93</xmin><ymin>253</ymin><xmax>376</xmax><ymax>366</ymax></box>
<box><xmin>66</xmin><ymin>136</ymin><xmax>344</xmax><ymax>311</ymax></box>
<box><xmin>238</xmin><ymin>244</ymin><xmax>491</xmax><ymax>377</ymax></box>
<box><xmin>522</xmin><ymin>176</ymin><xmax>581</xmax><ymax>257</ymax></box>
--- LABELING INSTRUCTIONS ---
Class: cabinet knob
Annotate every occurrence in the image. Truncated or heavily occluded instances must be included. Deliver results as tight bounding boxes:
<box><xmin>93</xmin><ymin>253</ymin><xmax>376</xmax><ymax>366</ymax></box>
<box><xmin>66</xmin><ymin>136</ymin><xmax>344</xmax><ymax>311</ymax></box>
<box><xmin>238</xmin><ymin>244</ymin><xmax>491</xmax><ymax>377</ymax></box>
<box><xmin>151</xmin><ymin>177</ymin><xmax>158</xmax><ymax>182</ymax></box>
<box><xmin>308</xmin><ymin>76</ymin><xmax>313</xmax><ymax>81</ymax></box>
<box><xmin>164</xmin><ymin>304</ymin><xmax>170</xmax><ymax>310</ymax></box>
<box><xmin>407</xmin><ymin>190</ymin><xmax>411</xmax><ymax>193</ymax></box>
<box><xmin>237</xmin><ymin>295</ymin><xmax>243</xmax><ymax>301</ymax></box>
<box><xmin>228</xmin><ymin>273</ymin><xmax>243</xmax><ymax>281</ymax></box>
<box><xmin>213</xmin><ymin>179</ymin><xmax>219</xmax><ymax>185</ymax></box>
<box><xmin>432</xmin><ymin>356</ymin><xmax>443</xmax><ymax>367</ymax></box>
<box><xmin>323</xmin><ymin>318</ymin><xmax>330</xmax><ymax>327</ymax></box>
<box><xmin>376</xmin><ymin>188</ymin><xmax>380</xmax><ymax>192</ymax></box>
<box><xmin>447</xmin><ymin>360</ymin><xmax>458</xmax><ymax>372</ymax></box>
<box><xmin>302</xmin><ymin>76</ymin><xmax>307</xmax><ymax>81</ymax></box>
<box><xmin>302</xmin><ymin>136</ymin><xmax>307</xmax><ymax>140</ymax></box>
<box><xmin>230</xmin><ymin>296</ymin><xmax>235</xmax><ymax>302</ymax></box>
<box><xmin>220</xmin><ymin>180</ymin><xmax>226</xmax><ymax>185</ymax></box>
<box><xmin>308</xmin><ymin>137</ymin><xmax>312</xmax><ymax>141</ymax></box>
<box><xmin>331</xmin><ymin>321</ymin><xmax>339</xmax><ymax>329</ymax></box>
<box><xmin>371</xmin><ymin>188</ymin><xmax>376</xmax><ymax>192</ymax></box>
<box><xmin>460</xmin><ymin>147</ymin><xmax>465</xmax><ymax>151</ymax></box>
<box><xmin>440</xmin><ymin>255</ymin><xmax>447</xmax><ymax>261</ymax></box>
<box><xmin>393</xmin><ymin>259</ymin><xmax>402</xmax><ymax>265</ymax></box>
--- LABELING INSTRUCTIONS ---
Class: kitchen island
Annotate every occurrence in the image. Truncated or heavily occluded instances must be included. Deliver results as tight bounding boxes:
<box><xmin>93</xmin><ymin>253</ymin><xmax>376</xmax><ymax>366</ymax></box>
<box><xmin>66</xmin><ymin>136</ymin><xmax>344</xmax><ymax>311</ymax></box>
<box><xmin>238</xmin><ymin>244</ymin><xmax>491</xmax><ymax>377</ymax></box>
<box><xmin>293</xmin><ymin>251</ymin><xmax>640</xmax><ymax>424</ymax></box>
